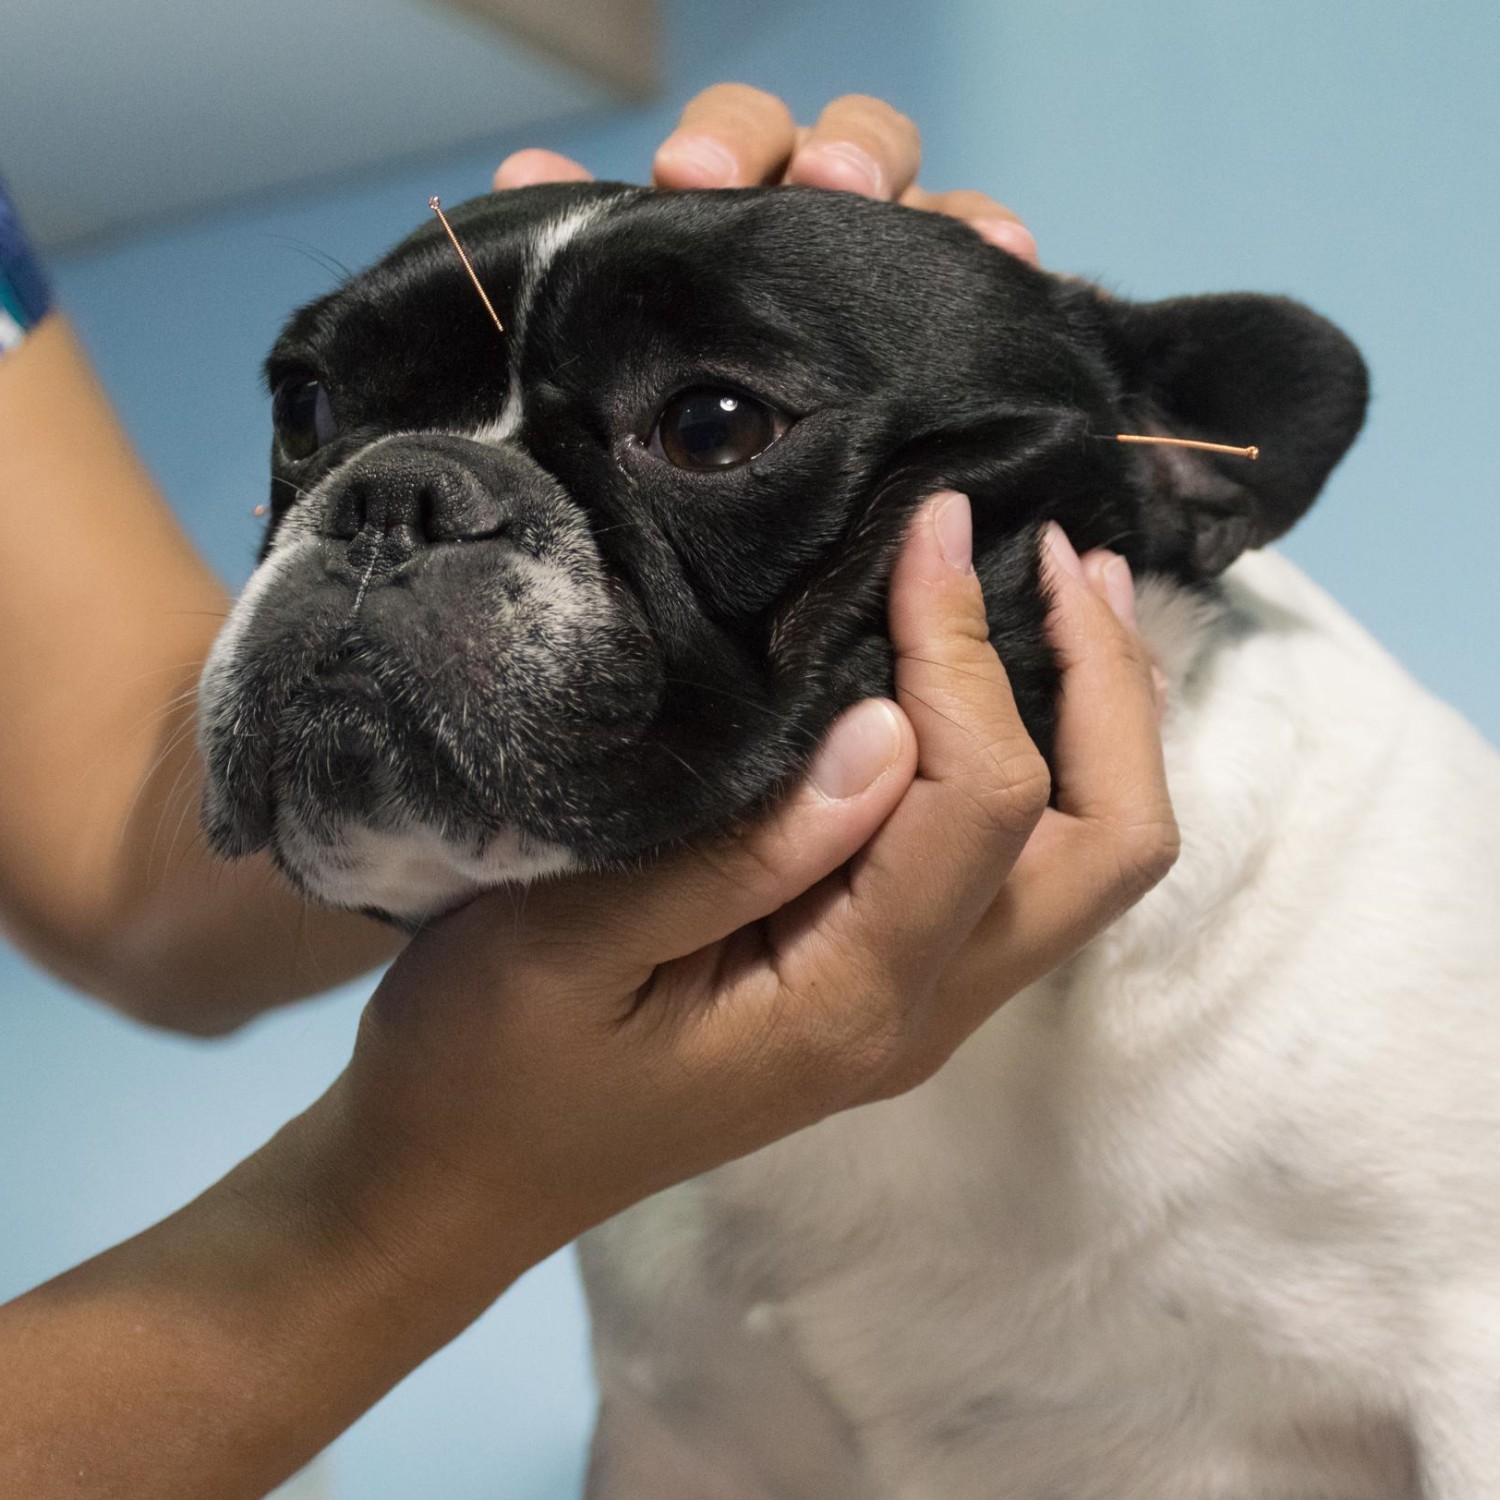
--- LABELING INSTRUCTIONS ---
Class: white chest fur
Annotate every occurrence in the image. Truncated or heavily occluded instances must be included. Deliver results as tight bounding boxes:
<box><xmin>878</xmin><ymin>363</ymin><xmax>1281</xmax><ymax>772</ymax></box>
<box><xmin>578</xmin><ymin>551</ymin><xmax>1500</xmax><ymax>1500</ymax></box>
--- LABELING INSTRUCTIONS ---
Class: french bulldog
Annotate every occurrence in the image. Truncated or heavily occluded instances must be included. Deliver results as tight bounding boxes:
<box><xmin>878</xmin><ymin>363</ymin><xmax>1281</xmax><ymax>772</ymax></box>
<box><xmin>199</xmin><ymin>184</ymin><xmax>1500</xmax><ymax>1498</ymax></box>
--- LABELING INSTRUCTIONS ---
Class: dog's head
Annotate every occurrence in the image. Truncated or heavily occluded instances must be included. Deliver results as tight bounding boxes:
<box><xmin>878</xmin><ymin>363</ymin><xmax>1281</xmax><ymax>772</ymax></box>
<box><xmin>198</xmin><ymin>183</ymin><xmax>1367</xmax><ymax>922</ymax></box>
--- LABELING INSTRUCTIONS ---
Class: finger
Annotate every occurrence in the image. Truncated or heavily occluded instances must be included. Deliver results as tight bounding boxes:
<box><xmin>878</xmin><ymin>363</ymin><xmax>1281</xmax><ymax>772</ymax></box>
<box><xmin>795</xmin><ymin>494</ymin><xmax>1050</xmax><ymax>982</ymax></box>
<box><xmin>527</xmin><ymin>696</ymin><xmax>918</xmax><ymax>980</ymax></box>
<box><xmin>653</xmin><ymin>84</ymin><xmax>798</xmax><ymax>188</ymax></box>
<box><xmin>1082</xmin><ymin>545</ymin><xmax>1169</xmax><ymax>716</ymax></box>
<box><xmin>1039</xmin><ymin>527</ymin><xmax>1173</xmax><ymax>834</ymax></box>
<box><xmin>900</xmin><ymin>186</ymin><xmax>1040</xmax><ymax>263</ymax></box>
<box><xmin>963</xmin><ymin>528</ymin><xmax>1177</xmax><ymax>975</ymax></box>
<box><xmin>492</xmin><ymin>149</ymin><xmax>595</xmax><ymax>191</ymax></box>
<box><xmin>858</xmin><ymin>526</ymin><xmax>1175</xmax><ymax>1060</ymax></box>
<box><xmin>785</xmin><ymin>94</ymin><xmax>922</xmax><ymax>199</ymax></box>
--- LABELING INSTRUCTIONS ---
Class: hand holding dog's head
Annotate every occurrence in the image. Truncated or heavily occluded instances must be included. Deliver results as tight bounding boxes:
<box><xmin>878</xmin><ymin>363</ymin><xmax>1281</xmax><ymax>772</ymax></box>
<box><xmin>198</xmin><ymin>183</ymin><xmax>1365</xmax><ymax>921</ymax></box>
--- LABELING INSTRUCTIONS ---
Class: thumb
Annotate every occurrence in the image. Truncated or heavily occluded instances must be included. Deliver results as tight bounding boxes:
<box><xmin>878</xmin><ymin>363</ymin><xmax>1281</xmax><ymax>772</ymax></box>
<box><xmin>520</xmin><ymin>696</ymin><xmax>917</xmax><ymax>982</ymax></box>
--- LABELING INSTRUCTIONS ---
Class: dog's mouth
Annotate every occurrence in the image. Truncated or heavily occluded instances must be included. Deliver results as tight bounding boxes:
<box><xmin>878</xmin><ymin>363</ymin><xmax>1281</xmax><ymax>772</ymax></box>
<box><xmin>277</xmin><ymin>655</ymin><xmax>411</xmax><ymax>822</ymax></box>
<box><xmin>212</xmin><ymin>653</ymin><xmax>587</xmax><ymax>919</ymax></box>
<box><xmin>197</xmin><ymin>517</ymin><xmax>674</xmax><ymax>917</ymax></box>
<box><xmin>307</xmin><ymin>649</ymin><xmax>383</xmax><ymax>701</ymax></box>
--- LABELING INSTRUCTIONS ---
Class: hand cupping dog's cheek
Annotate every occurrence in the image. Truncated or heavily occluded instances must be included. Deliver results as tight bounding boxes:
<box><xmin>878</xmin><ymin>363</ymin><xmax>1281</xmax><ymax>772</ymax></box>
<box><xmin>940</xmin><ymin>527</ymin><xmax>1179</xmax><ymax>1011</ymax></box>
<box><xmin>523</xmin><ymin>693</ymin><xmax>917</xmax><ymax>988</ymax></box>
<box><xmin>341</xmin><ymin>494</ymin><xmax>1131</xmax><ymax>1250</ymax></box>
<box><xmin>849</xmin><ymin>520</ymin><xmax>1178</xmax><ymax>1066</ymax></box>
<box><xmin>338</xmin><ymin>694</ymin><xmax>920</xmax><ymax>1256</ymax></box>
<box><xmin>754</xmin><ymin>493</ymin><xmax>1057</xmax><ymax>1095</ymax></box>
<box><xmin>841</xmin><ymin>491</ymin><xmax>1053</xmax><ymax>963</ymax></box>
<box><xmin>1038</xmin><ymin>528</ymin><xmax>1175</xmax><ymax>855</ymax></box>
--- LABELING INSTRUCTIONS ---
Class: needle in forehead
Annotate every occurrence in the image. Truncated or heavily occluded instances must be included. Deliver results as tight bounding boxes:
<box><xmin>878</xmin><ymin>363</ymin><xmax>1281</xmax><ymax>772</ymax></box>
<box><xmin>429</xmin><ymin>196</ymin><xmax>506</xmax><ymax>339</ymax></box>
<box><xmin>422</xmin><ymin>207</ymin><xmax>1263</xmax><ymax>459</ymax></box>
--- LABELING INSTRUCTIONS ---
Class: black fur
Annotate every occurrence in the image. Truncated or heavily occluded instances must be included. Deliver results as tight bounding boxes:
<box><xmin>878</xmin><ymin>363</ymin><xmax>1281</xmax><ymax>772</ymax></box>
<box><xmin>201</xmin><ymin>184</ymin><xmax>1368</xmax><ymax>895</ymax></box>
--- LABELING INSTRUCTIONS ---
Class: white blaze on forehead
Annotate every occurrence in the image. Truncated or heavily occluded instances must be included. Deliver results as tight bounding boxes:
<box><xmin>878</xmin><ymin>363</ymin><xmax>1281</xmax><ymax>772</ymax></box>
<box><xmin>473</xmin><ymin>198</ymin><xmax>620</xmax><ymax>448</ymax></box>
<box><xmin>259</xmin><ymin>202</ymin><xmax>623</xmax><ymax>518</ymax></box>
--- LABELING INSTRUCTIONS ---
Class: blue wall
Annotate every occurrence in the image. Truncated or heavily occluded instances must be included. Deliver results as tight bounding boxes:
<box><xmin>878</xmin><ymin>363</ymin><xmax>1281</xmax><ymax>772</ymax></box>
<box><xmin>925</xmin><ymin>0</ymin><xmax>1500</xmax><ymax>733</ymax></box>
<box><xmin>2</xmin><ymin>3</ymin><xmax>1496</xmax><ymax>1497</ymax></box>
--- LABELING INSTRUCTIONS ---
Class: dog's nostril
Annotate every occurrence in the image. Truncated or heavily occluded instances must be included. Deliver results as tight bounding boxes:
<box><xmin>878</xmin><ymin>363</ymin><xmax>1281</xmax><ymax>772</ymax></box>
<box><xmin>326</xmin><ymin>465</ymin><xmax>507</xmax><ymax>546</ymax></box>
<box><xmin>326</xmin><ymin>482</ymin><xmax>368</xmax><ymax>541</ymax></box>
<box><xmin>419</xmin><ymin>486</ymin><xmax>440</xmax><ymax>542</ymax></box>
<box><xmin>420</xmin><ymin>470</ymin><xmax>507</xmax><ymax>543</ymax></box>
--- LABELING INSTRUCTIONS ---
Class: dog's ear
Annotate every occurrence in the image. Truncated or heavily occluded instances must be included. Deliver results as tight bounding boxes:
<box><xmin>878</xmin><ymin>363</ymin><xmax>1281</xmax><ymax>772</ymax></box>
<box><xmin>1091</xmin><ymin>291</ymin><xmax>1369</xmax><ymax>577</ymax></box>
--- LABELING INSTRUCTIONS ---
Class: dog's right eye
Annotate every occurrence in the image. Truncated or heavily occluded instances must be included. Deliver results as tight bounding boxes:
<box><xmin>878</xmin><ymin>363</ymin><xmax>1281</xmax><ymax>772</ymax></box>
<box><xmin>650</xmin><ymin>388</ymin><xmax>786</xmax><ymax>471</ymax></box>
<box><xmin>273</xmin><ymin>378</ymin><xmax>337</xmax><ymax>461</ymax></box>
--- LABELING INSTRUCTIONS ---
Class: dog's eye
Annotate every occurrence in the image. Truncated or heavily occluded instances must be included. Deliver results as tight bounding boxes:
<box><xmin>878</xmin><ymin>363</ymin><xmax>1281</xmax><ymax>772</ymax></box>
<box><xmin>650</xmin><ymin>388</ymin><xmax>784</xmax><ymax>471</ymax></box>
<box><xmin>273</xmin><ymin>377</ymin><xmax>338</xmax><ymax>461</ymax></box>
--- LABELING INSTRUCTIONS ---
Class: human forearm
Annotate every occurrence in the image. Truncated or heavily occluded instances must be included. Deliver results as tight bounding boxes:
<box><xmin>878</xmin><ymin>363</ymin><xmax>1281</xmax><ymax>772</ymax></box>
<box><xmin>0</xmin><ymin>317</ymin><xmax>397</xmax><ymax>1026</ymax></box>
<box><xmin>0</xmin><ymin>1077</ymin><xmax>522</xmax><ymax>1499</ymax></box>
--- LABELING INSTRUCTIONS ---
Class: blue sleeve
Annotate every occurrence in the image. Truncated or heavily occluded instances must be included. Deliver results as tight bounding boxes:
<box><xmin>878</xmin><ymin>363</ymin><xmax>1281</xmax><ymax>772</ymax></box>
<box><xmin>0</xmin><ymin>173</ymin><xmax>53</xmax><ymax>354</ymax></box>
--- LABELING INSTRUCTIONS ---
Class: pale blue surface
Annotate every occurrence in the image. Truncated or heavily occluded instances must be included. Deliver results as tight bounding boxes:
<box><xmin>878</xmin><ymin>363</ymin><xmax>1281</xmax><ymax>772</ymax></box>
<box><xmin>2</xmin><ymin>3</ymin><xmax>1497</xmax><ymax>1497</ymax></box>
<box><xmin>921</xmin><ymin>0</ymin><xmax>1500</xmax><ymax>744</ymax></box>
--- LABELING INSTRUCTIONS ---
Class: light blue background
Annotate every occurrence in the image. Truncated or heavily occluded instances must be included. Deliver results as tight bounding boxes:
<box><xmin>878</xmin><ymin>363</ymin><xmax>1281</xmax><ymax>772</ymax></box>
<box><xmin>2</xmin><ymin>3</ymin><xmax>1496</xmax><ymax>1496</ymax></box>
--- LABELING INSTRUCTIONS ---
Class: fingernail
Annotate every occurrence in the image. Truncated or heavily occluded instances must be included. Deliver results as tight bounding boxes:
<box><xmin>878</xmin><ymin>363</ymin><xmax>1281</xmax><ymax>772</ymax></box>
<box><xmin>1044</xmin><ymin>522</ymin><xmax>1085</xmax><ymax>581</ymax></box>
<box><xmin>808</xmin><ymin>699</ymin><xmax>903</xmax><ymax>800</ymax></box>
<box><xmin>932</xmin><ymin>491</ymin><xmax>973</xmax><ymax>573</ymax></box>
<box><xmin>654</xmin><ymin>134</ymin><xmax>738</xmax><ymax>187</ymax></box>
<box><xmin>1100</xmin><ymin>554</ymin><xmax>1138</xmax><ymax>630</ymax></box>
<box><xmin>795</xmin><ymin>142</ymin><xmax>885</xmax><ymax>196</ymax></box>
<box><xmin>975</xmin><ymin>218</ymin><xmax>1039</xmax><ymax>263</ymax></box>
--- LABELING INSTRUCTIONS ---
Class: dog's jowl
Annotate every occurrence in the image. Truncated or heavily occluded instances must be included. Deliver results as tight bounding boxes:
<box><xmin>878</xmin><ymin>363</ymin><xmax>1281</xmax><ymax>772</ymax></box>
<box><xmin>200</xmin><ymin>185</ymin><xmax>1500</xmax><ymax>1497</ymax></box>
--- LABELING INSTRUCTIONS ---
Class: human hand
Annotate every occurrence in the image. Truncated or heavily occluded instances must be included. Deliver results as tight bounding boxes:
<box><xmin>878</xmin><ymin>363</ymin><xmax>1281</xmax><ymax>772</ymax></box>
<box><xmin>332</xmin><ymin>493</ymin><xmax>1174</xmax><ymax>1286</ymax></box>
<box><xmin>493</xmin><ymin>84</ymin><xmax>1039</xmax><ymax>263</ymax></box>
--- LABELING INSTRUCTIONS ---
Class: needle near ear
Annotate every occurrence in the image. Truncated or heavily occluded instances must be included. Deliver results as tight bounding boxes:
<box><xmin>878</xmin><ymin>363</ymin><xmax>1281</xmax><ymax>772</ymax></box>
<box><xmin>1111</xmin><ymin>433</ymin><xmax>1260</xmax><ymax>461</ymax></box>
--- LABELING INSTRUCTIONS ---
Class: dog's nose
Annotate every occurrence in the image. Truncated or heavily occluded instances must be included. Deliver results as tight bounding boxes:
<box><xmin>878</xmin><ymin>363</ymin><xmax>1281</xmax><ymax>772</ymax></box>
<box><xmin>326</xmin><ymin>456</ymin><xmax>507</xmax><ymax>548</ymax></box>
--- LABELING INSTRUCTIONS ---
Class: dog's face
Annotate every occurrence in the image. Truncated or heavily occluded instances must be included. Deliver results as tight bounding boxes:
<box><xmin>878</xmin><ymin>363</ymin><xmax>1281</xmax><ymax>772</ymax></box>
<box><xmin>199</xmin><ymin>184</ymin><xmax>1367</xmax><ymax>922</ymax></box>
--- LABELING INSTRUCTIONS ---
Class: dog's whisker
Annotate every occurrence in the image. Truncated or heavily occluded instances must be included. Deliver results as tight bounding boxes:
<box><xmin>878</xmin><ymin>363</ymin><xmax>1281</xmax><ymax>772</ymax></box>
<box><xmin>266</xmin><ymin>234</ymin><xmax>354</xmax><ymax>285</ymax></box>
<box><xmin>159</xmin><ymin>765</ymin><xmax>206</xmax><ymax>877</ymax></box>
<box><xmin>895</xmin><ymin>686</ymin><xmax>968</xmax><ymax>736</ymax></box>
<box><xmin>890</xmin><ymin>655</ymin><xmax>1022</xmax><ymax>691</ymax></box>
<box><xmin>655</xmin><ymin>743</ymin><xmax>716</xmax><ymax>793</ymax></box>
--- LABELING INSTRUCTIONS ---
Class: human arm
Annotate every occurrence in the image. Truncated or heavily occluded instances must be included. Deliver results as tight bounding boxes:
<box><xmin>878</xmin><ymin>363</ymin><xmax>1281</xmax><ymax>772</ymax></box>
<box><xmin>0</xmin><ymin>496</ymin><xmax>1175</xmax><ymax>1500</ymax></box>
<box><xmin>0</xmin><ymin>317</ymin><xmax>400</xmax><ymax>1031</ymax></box>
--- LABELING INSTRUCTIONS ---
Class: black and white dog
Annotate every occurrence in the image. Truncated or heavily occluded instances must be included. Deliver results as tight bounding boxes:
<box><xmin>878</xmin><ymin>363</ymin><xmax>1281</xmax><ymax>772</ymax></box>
<box><xmin>200</xmin><ymin>185</ymin><xmax>1500</xmax><ymax>1497</ymax></box>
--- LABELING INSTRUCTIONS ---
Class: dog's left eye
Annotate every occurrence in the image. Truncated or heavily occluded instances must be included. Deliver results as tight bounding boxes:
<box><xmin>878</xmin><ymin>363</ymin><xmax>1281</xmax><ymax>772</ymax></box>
<box><xmin>649</xmin><ymin>388</ymin><xmax>786</xmax><ymax>471</ymax></box>
<box><xmin>273</xmin><ymin>377</ymin><xmax>338</xmax><ymax>462</ymax></box>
